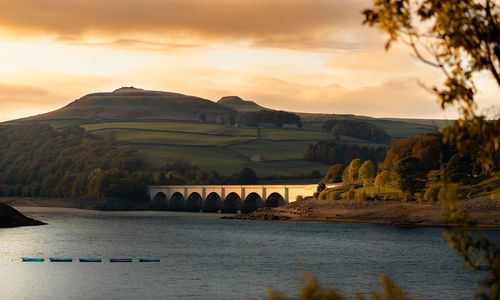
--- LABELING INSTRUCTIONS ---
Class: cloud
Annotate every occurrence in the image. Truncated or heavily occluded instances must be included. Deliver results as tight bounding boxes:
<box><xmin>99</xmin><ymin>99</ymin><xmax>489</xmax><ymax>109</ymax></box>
<box><xmin>0</xmin><ymin>72</ymin><xmax>111</xmax><ymax>121</ymax></box>
<box><xmin>0</xmin><ymin>0</ymin><xmax>371</xmax><ymax>49</ymax></box>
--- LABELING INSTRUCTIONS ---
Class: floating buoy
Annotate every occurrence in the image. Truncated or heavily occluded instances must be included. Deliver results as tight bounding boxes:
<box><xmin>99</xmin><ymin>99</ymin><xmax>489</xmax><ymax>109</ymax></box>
<box><xmin>79</xmin><ymin>258</ymin><xmax>102</xmax><ymax>262</ymax></box>
<box><xmin>138</xmin><ymin>258</ymin><xmax>160</xmax><ymax>262</ymax></box>
<box><xmin>49</xmin><ymin>258</ymin><xmax>72</xmax><ymax>262</ymax></box>
<box><xmin>109</xmin><ymin>258</ymin><xmax>132</xmax><ymax>262</ymax></box>
<box><xmin>22</xmin><ymin>257</ymin><xmax>44</xmax><ymax>262</ymax></box>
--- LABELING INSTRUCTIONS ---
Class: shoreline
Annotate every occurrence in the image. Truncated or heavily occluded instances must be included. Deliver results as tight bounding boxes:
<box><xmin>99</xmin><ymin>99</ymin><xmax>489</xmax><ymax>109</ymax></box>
<box><xmin>231</xmin><ymin>198</ymin><xmax>500</xmax><ymax>230</ymax></box>
<box><xmin>3</xmin><ymin>197</ymin><xmax>500</xmax><ymax>230</ymax></box>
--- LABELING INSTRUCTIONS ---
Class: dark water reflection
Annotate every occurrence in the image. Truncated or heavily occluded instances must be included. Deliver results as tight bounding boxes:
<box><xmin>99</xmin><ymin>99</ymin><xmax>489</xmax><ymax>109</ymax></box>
<box><xmin>1</xmin><ymin>207</ymin><xmax>498</xmax><ymax>300</ymax></box>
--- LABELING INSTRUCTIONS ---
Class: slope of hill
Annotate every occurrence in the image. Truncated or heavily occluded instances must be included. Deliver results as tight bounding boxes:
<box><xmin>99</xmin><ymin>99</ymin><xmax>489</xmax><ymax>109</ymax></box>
<box><xmin>6</xmin><ymin>87</ymin><xmax>445</xmax><ymax>177</ymax></box>
<box><xmin>217</xmin><ymin>96</ymin><xmax>267</xmax><ymax>112</ymax></box>
<box><xmin>22</xmin><ymin>87</ymin><xmax>235</xmax><ymax>122</ymax></box>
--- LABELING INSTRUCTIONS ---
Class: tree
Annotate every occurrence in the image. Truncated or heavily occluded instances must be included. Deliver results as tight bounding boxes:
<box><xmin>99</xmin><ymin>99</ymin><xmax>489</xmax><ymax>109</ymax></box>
<box><xmin>395</xmin><ymin>157</ymin><xmax>427</xmax><ymax>195</ymax></box>
<box><xmin>359</xmin><ymin>160</ymin><xmax>376</xmax><ymax>185</ymax></box>
<box><xmin>444</xmin><ymin>153</ymin><xmax>474</xmax><ymax>183</ymax></box>
<box><xmin>374</xmin><ymin>170</ymin><xmax>390</xmax><ymax>193</ymax></box>
<box><xmin>321</xmin><ymin>164</ymin><xmax>345</xmax><ymax>184</ymax></box>
<box><xmin>363</xmin><ymin>0</ymin><xmax>500</xmax><ymax>172</ymax></box>
<box><xmin>364</xmin><ymin>2</ymin><xmax>500</xmax><ymax>297</ymax></box>
<box><xmin>330</xmin><ymin>124</ymin><xmax>341</xmax><ymax>142</ymax></box>
<box><xmin>236</xmin><ymin>167</ymin><xmax>258</xmax><ymax>184</ymax></box>
<box><xmin>198</xmin><ymin>113</ymin><xmax>207</xmax><ymax>123</ymax></box>
<box><xmin>347</xmin><ymin>158</ymin><xmax>362</xmax><ymax>183</ymax></box>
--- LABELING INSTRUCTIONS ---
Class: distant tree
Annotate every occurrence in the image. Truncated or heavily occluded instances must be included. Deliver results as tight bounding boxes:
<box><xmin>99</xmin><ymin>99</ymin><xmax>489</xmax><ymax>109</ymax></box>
<box><xmin>347</xmin><ymin>159</ymin><xmax>362</xmax><ymax>183</ymax></box>
<box><xmin>359</xmin><ymin>160</ymin><xmax>376</xmax><ymax>185</ymax></box>
<box><xmin>330</xmin><ymin>124</ymin><xmax>341</xmax><ymax>141</ymax></box>
<box><xmin>198</xmin><ymin>113</ymin><xmax>207</xmax><ymax>123</ymax></box>
<box><xmin>236</xmin><ymin>167</ymin><xmax>258</xmax><ymax>184</ymax></box>
<box><xmin>321</xmin><ymin>164</ymin><xmax>345</xmax><ymax>184</ymax></box>
<box><xmin>374</xmin><ymin>170</ymin><xmax>390</xmax><ymax>193</ymax></box>
<box><xmin>381</xmin><ymin>134</ymin><xmax>441</xmax><ymax>176</ymax></box>
<box><xmin>395</xmin><ymin>157</ymin><xmax>427</xmax><ymax>195</ymax></box>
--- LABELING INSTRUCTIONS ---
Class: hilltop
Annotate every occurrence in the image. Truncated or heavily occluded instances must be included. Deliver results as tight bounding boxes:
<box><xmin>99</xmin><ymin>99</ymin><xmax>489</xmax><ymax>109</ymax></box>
<box><xmin>217</xmin><ymin>96</ymin><xmax>267</xmax><ymax>112</ymax></box>
<box><xmin>21</xmin><ymin>87</ymin><xmax>235</xmax><ymax>122</ymax></box>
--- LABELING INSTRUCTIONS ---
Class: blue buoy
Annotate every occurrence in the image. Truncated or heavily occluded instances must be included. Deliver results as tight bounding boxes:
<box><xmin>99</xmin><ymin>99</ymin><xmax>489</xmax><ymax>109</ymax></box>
<box><xmin>22</xmin><ymin>257</ymin><xmax>44</xmax><ymax>262</ymax></box>
<box><xmin>79</xmin><ymin>258</ymin><xmax>102</xmax><ymax>262</ymax></box>
<box><xmin>138</xmin><ymin>258</ymin><xmax>160</xmax><ymax>262</ymax></box>
<box><xmin>49</xmin><ymin>258</ymin><xmax>72</xmax><ymax>262</ymax></box>
<box><xmin>109</xmin><ymin>258</ymin><xmax>132</xmax><ymax>262</ymax></box>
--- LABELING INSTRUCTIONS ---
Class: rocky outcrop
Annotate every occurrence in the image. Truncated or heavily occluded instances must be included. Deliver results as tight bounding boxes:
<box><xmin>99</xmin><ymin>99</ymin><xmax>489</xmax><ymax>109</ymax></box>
<box><xmin>0</xmin><ymin>203</ymin><xmax>45</xmax><ymax>228</ymax></box>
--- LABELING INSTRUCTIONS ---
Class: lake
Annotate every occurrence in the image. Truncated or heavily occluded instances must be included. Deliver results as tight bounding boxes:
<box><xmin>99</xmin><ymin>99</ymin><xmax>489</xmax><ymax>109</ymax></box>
<box><xmin>1</xmin><ymin>207</ymin><xmax>498</xmax><ymax>299</ymax></box>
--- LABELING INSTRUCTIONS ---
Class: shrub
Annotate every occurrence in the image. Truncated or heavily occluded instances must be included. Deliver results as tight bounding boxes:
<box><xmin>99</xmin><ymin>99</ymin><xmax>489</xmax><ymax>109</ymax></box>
<box><xmin>423</xmin><ymin>185</ymin><xmax>441</xmax><ymax>202</ymax></box>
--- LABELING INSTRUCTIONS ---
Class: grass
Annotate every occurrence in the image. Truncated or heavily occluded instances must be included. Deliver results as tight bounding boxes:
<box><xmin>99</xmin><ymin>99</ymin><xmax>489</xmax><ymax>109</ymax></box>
<box><xmin>91</xmin><ymin>128</ymin><xmax>253</xmax><ymax>146</ymax></box>
<box><xmin>31</xmin><ymin>118</ymin><xmax>443</xmax><ymax>177</ymax></box>
<box><xmin>129</xmin><ymin>143</ymin><xmax>330</xmax><ymax>176</ymax></box>
<box><xmin>82</xmin><ymin>121</ymin><xmax>258</xmax><ymax>137</ymax></box>
<box><xmin>258</xmin><ymin>128</ymin><xmax>331</xmax><ymax>140</ymax></box>
<box><xmin>227</xmin><ymin>140</ymin><xmax>315</xmax><ymax>161</ymax></box>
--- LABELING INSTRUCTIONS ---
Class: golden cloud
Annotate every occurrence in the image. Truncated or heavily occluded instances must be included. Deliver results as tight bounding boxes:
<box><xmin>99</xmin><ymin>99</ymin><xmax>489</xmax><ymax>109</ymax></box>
<box><xmin>0</xmin><ymin>0</ymin><xmax>368</xmax><ymax>49</ymax></box>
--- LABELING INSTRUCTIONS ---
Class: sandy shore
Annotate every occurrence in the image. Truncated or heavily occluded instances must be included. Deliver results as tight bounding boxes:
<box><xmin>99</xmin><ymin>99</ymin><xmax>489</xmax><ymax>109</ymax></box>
<box><xmin>232</xmin><ymin>198</ymin><xmax>500</xmax><ymax>230</ymax></box>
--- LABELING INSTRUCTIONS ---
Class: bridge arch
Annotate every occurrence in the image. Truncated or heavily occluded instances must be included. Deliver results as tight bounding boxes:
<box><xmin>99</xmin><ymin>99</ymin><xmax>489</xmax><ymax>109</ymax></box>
<box><xmin>203</xmin><ymin>192</ymin><xmax>221</xmax><ymax>213</ymax></box>
<box><xmin>222</xmin><ymin>192</ymin><xmax>241</xmax><ymax>213</ymax></box>
<box><xmin>153</xmin><ymin>192</ymin><xmax>167</xmax><ymax>204</ymax></box>
<box><xmin>265</xmin><ymin>192</ymin><xmax>285</xmax><ymax>207</ymax></box>
<box><xmin>241</xmin><ymin>192</ymin><xmax>263</xmax><ymax>213</ymax></box>
<box><xmin>169</xmin><ymin>192</ymin><xmax>185</xmax><ymax>211</ymax></box>
<box><xmin>186</xmin><ymin>192</ymin><xmax>202</xmax><ymax>212</ymax></box>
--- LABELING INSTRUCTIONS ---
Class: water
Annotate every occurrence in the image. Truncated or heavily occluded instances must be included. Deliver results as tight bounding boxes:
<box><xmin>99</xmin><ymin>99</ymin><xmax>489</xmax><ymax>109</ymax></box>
<box><xmin>1</xmin><ymin>207</ymin><xmax>498</xmax><ymax>300</ymax></box>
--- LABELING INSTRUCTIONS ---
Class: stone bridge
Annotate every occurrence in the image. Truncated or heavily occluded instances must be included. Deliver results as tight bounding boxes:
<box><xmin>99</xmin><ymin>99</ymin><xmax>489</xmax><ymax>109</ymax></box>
<box><xmin>147</xmin><ymin>184</ymin><xmax>335</xmax><ymax>213</ymax></box>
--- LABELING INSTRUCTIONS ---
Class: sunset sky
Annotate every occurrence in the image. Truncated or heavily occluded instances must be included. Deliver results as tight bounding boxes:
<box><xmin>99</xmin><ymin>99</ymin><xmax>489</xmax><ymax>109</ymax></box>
<box><xmin>0</xmin><ymin>0</ymin><xmax>498</xmax><ymax>122</ymax></box>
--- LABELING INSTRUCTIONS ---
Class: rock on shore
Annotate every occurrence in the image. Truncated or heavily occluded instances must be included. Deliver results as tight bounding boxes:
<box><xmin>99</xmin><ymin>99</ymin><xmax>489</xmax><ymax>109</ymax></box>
<box><xmin>0</xmin><ymin>202</ymin><xmax>46</xmax><ymax>228</ymax></box>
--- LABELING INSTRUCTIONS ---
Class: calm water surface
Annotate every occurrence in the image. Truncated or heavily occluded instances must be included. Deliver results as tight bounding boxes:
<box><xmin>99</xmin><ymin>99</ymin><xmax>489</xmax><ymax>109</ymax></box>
<box><xmin>1</xmin><ymin>207</ymin><xmax>499</xmax><ymax>300</ymax></box>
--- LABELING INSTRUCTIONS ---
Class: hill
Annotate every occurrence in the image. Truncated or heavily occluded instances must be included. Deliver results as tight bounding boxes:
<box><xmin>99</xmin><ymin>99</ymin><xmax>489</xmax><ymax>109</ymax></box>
<box><xmin>6</xmin><ymin>87</ymin><xmax>445</xmax><ymax>177</ymax></box>
<box><xmin>217</xmin><ymin>96</ymin><xmax>267</xmax><ymax>112</ymax></box>
<box><xmin>21</xmin><ymin>87</ymin><xmax>235</xmax><ymax>122</ymax></box>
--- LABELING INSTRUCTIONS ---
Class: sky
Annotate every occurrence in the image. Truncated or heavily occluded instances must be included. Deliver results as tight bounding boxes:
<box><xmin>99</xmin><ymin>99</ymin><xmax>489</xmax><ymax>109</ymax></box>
<box><xmin>0</xmin><ymin>0</ymin><xmax>498</xmax><ymax>122</ymax></box>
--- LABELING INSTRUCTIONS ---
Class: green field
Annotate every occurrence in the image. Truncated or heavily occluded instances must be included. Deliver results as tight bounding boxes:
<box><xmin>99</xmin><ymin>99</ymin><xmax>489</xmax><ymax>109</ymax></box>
<box><xmin>36</xmin><ymin>116</ymin><xmax>440</xmax><ymax>177</ymax></box>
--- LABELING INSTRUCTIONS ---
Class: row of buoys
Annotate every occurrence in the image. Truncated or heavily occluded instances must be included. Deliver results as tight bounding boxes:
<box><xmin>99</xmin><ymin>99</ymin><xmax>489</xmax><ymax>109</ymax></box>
<box><xmin>21</xmin><ymin>257</ymin><xmax>160</xmax><ymax>262</ymax></box>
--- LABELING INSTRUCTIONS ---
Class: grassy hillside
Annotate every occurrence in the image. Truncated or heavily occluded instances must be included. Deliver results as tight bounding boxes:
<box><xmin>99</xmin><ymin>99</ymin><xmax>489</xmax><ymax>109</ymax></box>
<box><xmin>81</xmin><ymin>121</ymin><xmax>333</xmax><ymax>176</ymax></box>
<box><xmin>21</xmin><ymin>87</ymin><xmax>235</xmax><ymax>122</ymax></box>
<box><xmin>7</xmin><ymin>87</ymin><xmax>447</xmax><ymax>177</ymax></box>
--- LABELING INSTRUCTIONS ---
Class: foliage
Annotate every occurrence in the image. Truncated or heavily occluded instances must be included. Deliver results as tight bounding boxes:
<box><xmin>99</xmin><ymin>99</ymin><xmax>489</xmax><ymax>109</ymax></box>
<box><xmin>359</xmin><ymin>160</ymin><xmax>377</xmax><ymax>185</ymax></box>
<box><xmin>395</xmin><ymin>157</ymin><xmax>427</xmax><ymax>195</ymax></box>
<box><xmin>237</xmin><ymin>110</ymin><xmax>302</xmax><ymax>128</ymax></box>
<box><xmin>380</xmin><ymin>135</ymin><xmax>441</xmax><ymax>176</ymax></box>
<box><xmin>0</xmin><ymin>123</ymin><xmax>146</xmax><ymax>199</ymax></box>
<box><xmin>364</xmin><ymin>0</ymin><xmax>500</xmax><ymax>298</ymax></box>
<box><xmin>374</xmin><ymin>171</ymin><xmax>390</xmax><ymax>192</ymax></box>
<box><xmin>321</xmin><ymin>164</ymin><xmax>345</xmax><ymax>184</ymax></box>
<box><xmin>347</xmin><ymin>159</ymin><xmax>363</xmax><ymax>183</ymax></box>
<box><xmin>423</xmin><ymin>184</ymin><xmax>441</xmax><ymax>202</ymax></box>
<box><xmin>303</xmin><ymin>141</ymin><xmax>386</xmax><ymax>166</ymax></box>
<box><xmin>235</xmin><ymin>167</ymin><xmax>259</xmax><ymax>184</ymax></box>
<box><xmin>444</xmin><ymin>153</ymin><xmax>475</xmax><ymax>183</ymax></box>
<box><xmin>321</xmin><ymin>119</ymin><xmax>391</xmax><ymax>143</ymax></box>
<box><xmin>267</xmin><ymin>270</ymin><xmax>421</xmax><ymax>300</ymax></box>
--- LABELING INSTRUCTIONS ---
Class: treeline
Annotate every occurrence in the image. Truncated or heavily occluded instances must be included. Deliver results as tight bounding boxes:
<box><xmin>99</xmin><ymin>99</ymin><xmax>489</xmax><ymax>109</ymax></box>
<box><xmin>236</xmin><ymin>110</ymin><xmax>302</xmax><ymax>128</ymax></box>
<box><xmin>0</xmin><ymin>123</ymin><xmax>262</xmax><ymax>200</ymax></box>
<box><xmin>302</xmin><ymin>141</ymin><xmax>387</xmax><ymax>166</ymax></box>
<box><xmin>0</xmin><ymin>124</ymin><xmax>146</xmax><ymax>199</ymax></box>
<box><xmin>321</xmin><ymin>119</ymin><xmax>391</xmax><ymax>143</ymax></box>
<box><xmin>316</xmin><ymin>133</ymin><xmax>500</xmax><ymax>202</ymax></box>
